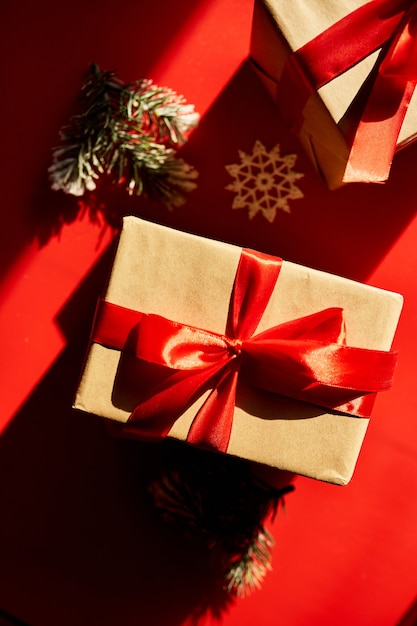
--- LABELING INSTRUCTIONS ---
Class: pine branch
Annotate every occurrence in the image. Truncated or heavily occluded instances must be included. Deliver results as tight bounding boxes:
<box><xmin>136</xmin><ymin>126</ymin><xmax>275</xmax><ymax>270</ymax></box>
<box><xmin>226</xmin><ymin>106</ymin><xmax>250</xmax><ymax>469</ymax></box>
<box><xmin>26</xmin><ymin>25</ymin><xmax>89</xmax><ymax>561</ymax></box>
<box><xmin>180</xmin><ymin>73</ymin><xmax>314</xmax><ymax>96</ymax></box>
<box><xmin>49</xmin><ymin>64</ymin><xmax>199</xmax><ymax>207</ymax></box>
<box><xmin>148</xmin><ymin>445</ymin><xmax>294</xmax><ymax>598</ymax></box>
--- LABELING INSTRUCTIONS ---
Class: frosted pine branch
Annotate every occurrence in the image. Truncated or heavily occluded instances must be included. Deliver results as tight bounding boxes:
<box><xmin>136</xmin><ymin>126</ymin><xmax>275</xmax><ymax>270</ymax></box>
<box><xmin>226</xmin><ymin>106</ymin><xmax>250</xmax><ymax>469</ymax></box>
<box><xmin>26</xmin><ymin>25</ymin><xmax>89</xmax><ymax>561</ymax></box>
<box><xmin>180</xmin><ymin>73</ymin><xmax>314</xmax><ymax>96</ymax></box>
<box><xmin>49</xmin><ymin>64</ymin><xmax>199</xmax><ymax>207</ymax></box>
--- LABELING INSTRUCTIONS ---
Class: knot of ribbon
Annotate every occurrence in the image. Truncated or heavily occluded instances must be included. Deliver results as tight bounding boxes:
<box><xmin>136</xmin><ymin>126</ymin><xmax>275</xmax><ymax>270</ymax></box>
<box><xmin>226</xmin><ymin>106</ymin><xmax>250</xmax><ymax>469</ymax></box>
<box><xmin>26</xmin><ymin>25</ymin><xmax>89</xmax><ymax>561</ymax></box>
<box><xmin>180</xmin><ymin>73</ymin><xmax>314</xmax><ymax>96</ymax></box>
<box><xmin>278</xmin><ymin>0</ymin><xmax>417</xmax><ymax>183</ymax></box>
<box><xmin>92</xmin><ymin>249</ymin><xmax>398</xmax><ymax>453</ymax></box>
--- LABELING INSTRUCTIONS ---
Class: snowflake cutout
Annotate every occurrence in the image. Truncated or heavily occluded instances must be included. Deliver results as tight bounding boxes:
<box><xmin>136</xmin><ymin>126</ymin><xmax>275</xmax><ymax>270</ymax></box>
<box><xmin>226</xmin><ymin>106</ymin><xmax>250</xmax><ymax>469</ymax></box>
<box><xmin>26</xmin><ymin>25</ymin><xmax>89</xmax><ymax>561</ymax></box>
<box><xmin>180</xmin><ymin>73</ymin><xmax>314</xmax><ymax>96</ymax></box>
<box><xmin>225</xmin><ymin>141</ymin><xmax>304</xmax><ymax>222</ymax></box>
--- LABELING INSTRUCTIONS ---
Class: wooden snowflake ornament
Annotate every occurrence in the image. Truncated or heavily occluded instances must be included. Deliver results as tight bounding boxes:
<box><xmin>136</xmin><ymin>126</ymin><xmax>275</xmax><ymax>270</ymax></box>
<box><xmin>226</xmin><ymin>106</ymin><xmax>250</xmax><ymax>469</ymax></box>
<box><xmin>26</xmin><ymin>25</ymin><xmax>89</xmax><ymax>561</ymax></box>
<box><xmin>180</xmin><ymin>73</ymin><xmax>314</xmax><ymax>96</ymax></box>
<box><xmin>225</xmin><ymin>141</ymin><xmax>304</xmax><ymax>222</ymax></box>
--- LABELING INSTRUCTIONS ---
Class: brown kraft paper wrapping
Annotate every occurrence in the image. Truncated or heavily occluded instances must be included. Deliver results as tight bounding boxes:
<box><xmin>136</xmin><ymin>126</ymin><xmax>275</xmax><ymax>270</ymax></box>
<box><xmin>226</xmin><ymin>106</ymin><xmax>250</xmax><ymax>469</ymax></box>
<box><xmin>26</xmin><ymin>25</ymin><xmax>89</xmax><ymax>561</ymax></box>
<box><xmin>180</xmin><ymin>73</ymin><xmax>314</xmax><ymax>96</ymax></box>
<box><xmin>74</xmin><ymin>217</ymin><xmax>403</xmax><ymax>485</ymax></box>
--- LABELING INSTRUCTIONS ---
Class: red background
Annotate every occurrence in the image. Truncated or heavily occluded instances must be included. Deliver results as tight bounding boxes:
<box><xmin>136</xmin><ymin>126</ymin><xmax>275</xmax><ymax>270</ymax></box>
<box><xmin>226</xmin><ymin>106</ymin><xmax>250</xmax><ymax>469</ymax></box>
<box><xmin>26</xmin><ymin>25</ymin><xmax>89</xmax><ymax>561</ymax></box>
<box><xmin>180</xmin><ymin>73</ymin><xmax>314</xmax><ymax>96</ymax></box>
<box><xmin>1</xmin><ymin>0</ymin><xmax>417</xmax><ymax>624</ymax></box>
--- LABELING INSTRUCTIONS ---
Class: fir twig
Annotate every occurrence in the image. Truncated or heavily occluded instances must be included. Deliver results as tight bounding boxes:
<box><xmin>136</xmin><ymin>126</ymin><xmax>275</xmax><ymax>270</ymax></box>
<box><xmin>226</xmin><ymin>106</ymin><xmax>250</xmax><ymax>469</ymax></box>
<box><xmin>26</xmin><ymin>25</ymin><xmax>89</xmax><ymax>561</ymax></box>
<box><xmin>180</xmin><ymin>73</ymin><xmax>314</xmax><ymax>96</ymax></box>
<box><xmin>149</xmin><ymin>445</ymin><xmax>294</xmax><ymax>598</ymax></box>
<box><xmin>224</xmin><ymin>527</ymin><xmax>275</xmax><ymax>597</ymax></box>
<box><xmin>49</xmin><ymin>63</ymin><xmax>199</xmax><ymax>207</ymax></box>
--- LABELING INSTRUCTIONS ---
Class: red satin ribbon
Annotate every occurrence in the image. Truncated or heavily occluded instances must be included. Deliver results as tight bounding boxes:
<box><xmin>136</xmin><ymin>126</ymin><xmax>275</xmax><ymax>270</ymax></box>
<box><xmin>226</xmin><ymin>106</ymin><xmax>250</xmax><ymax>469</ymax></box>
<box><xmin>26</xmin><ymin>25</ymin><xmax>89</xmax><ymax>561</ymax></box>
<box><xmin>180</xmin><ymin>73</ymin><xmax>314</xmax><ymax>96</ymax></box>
<box><xmin>91</xmin><ymin>249</ymin><xmax>398</xmax><ymax>453</ymax></box>
<box><xmin>278</xmin><ymin>0</ymin><xmax>417</xmax><ymax>183</ymax></box>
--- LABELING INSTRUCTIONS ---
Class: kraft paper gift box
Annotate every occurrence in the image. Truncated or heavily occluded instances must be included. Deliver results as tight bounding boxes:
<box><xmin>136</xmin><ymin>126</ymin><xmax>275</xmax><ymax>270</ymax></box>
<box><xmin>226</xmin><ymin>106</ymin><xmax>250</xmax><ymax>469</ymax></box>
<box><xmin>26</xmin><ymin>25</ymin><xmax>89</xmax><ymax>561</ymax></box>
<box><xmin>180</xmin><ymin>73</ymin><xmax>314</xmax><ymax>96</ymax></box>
<box><xmin>74</xmin><ymin>216</ymin><xmax>403</xmax><ymax>485</ymax></box>
<box><xmin>250</xmin><ymin>0</ymin><xmax>417</xmax><ymax>189</ymax></box>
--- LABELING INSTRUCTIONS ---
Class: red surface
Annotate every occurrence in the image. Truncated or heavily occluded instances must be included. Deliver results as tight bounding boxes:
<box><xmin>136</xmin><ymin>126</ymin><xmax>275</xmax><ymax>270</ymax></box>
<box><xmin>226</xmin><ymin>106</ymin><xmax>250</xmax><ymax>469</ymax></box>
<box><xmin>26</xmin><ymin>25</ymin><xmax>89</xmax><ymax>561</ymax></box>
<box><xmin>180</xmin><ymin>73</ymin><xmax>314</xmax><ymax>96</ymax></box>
<box><xmin>1</xmin><ymin>0</ymin><xmax>417</xmax><ymax>624</ymax></box>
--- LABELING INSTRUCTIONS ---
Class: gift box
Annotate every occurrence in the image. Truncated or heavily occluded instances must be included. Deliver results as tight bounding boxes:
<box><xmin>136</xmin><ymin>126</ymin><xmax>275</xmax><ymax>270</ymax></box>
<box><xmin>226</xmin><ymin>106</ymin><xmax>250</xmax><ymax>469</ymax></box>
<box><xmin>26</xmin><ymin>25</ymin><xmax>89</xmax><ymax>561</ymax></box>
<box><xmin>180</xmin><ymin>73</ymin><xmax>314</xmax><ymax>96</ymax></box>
<box><xmin>74</xmin><ymin>216</ymin><xmax>403</xmax><ymax>485</ymax></box>
<box><xmin>250</xmin><ymin>0</ymin><xmax>417</xmax><ymax>189</ymax></box>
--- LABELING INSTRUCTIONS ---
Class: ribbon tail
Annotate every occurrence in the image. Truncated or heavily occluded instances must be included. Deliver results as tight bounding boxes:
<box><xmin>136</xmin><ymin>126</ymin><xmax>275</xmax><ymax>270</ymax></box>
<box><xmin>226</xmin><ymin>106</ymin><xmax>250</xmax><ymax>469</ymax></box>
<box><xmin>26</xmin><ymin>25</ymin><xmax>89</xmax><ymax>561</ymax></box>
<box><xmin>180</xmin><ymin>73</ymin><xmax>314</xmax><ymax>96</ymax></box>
<box><xmin>187</xmin><ymin>365</ymin><xmax>239</xmax><ymax>453</ymax></box>
<box><xmin>343</xmin><ymin>70</ymin><xmax>416</xmax><ymax>183</ymax></box>
<box><xmin>125</xmin><ymin>361</ymin><xmax>226</xmax><ymax>441</ymax></box>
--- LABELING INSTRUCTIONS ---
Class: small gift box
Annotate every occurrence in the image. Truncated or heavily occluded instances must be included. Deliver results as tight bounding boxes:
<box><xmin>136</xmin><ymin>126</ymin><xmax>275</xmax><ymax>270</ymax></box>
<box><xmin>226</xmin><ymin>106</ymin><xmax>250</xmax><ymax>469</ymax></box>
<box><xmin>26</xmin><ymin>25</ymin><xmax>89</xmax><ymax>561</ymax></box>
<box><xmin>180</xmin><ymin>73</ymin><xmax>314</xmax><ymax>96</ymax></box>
<box><xmin>74</xmin><ymin>216</ymin><xmax>403</xmax><ymax>485</ymax></box>
<box><xmin>250</xmin><ymin>0</ymin><xmax>417</xmax><ymax>188</ymax></box>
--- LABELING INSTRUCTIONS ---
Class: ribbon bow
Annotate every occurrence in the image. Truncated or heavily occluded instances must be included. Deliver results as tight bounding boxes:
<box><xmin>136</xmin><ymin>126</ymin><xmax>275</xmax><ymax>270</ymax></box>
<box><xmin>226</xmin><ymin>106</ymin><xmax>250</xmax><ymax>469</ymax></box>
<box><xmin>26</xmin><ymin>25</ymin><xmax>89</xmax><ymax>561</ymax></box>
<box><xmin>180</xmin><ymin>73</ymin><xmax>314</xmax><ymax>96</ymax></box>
<box><xmin>279</xmin><ymin>0</ymin><xmax>417</xmax><ymax>183</ymax></box>
<box><xmin>92</xmin><ymin>249</ymin><xmax>398</xmax><ymax>453</ymax></box>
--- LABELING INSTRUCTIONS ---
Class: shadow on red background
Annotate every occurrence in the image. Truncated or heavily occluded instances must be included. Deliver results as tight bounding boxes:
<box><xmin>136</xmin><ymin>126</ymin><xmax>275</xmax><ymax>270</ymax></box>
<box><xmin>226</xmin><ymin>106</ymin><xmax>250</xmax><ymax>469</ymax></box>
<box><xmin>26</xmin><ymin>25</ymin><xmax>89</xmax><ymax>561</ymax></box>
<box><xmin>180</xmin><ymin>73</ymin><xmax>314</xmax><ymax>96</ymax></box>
<box><xmin>397</xmin><ymin>596</ymin><xmax>417</xmax><ymax>626</ymax></box>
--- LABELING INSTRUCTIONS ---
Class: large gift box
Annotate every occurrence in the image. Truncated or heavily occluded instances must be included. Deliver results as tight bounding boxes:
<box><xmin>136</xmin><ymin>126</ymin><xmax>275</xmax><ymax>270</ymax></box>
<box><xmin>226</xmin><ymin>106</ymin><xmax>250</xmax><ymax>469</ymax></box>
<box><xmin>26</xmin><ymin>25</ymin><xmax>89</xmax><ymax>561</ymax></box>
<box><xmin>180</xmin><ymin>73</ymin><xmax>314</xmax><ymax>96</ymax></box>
<box><xmin>250</xmin><ymin>0</ymin><xmax>417</xmax><ymax>189</ymax></box>
<box><xmin>74</xmin><ymin>216</ymin><xmax>403</xmax><ymax>485</ymax></box>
